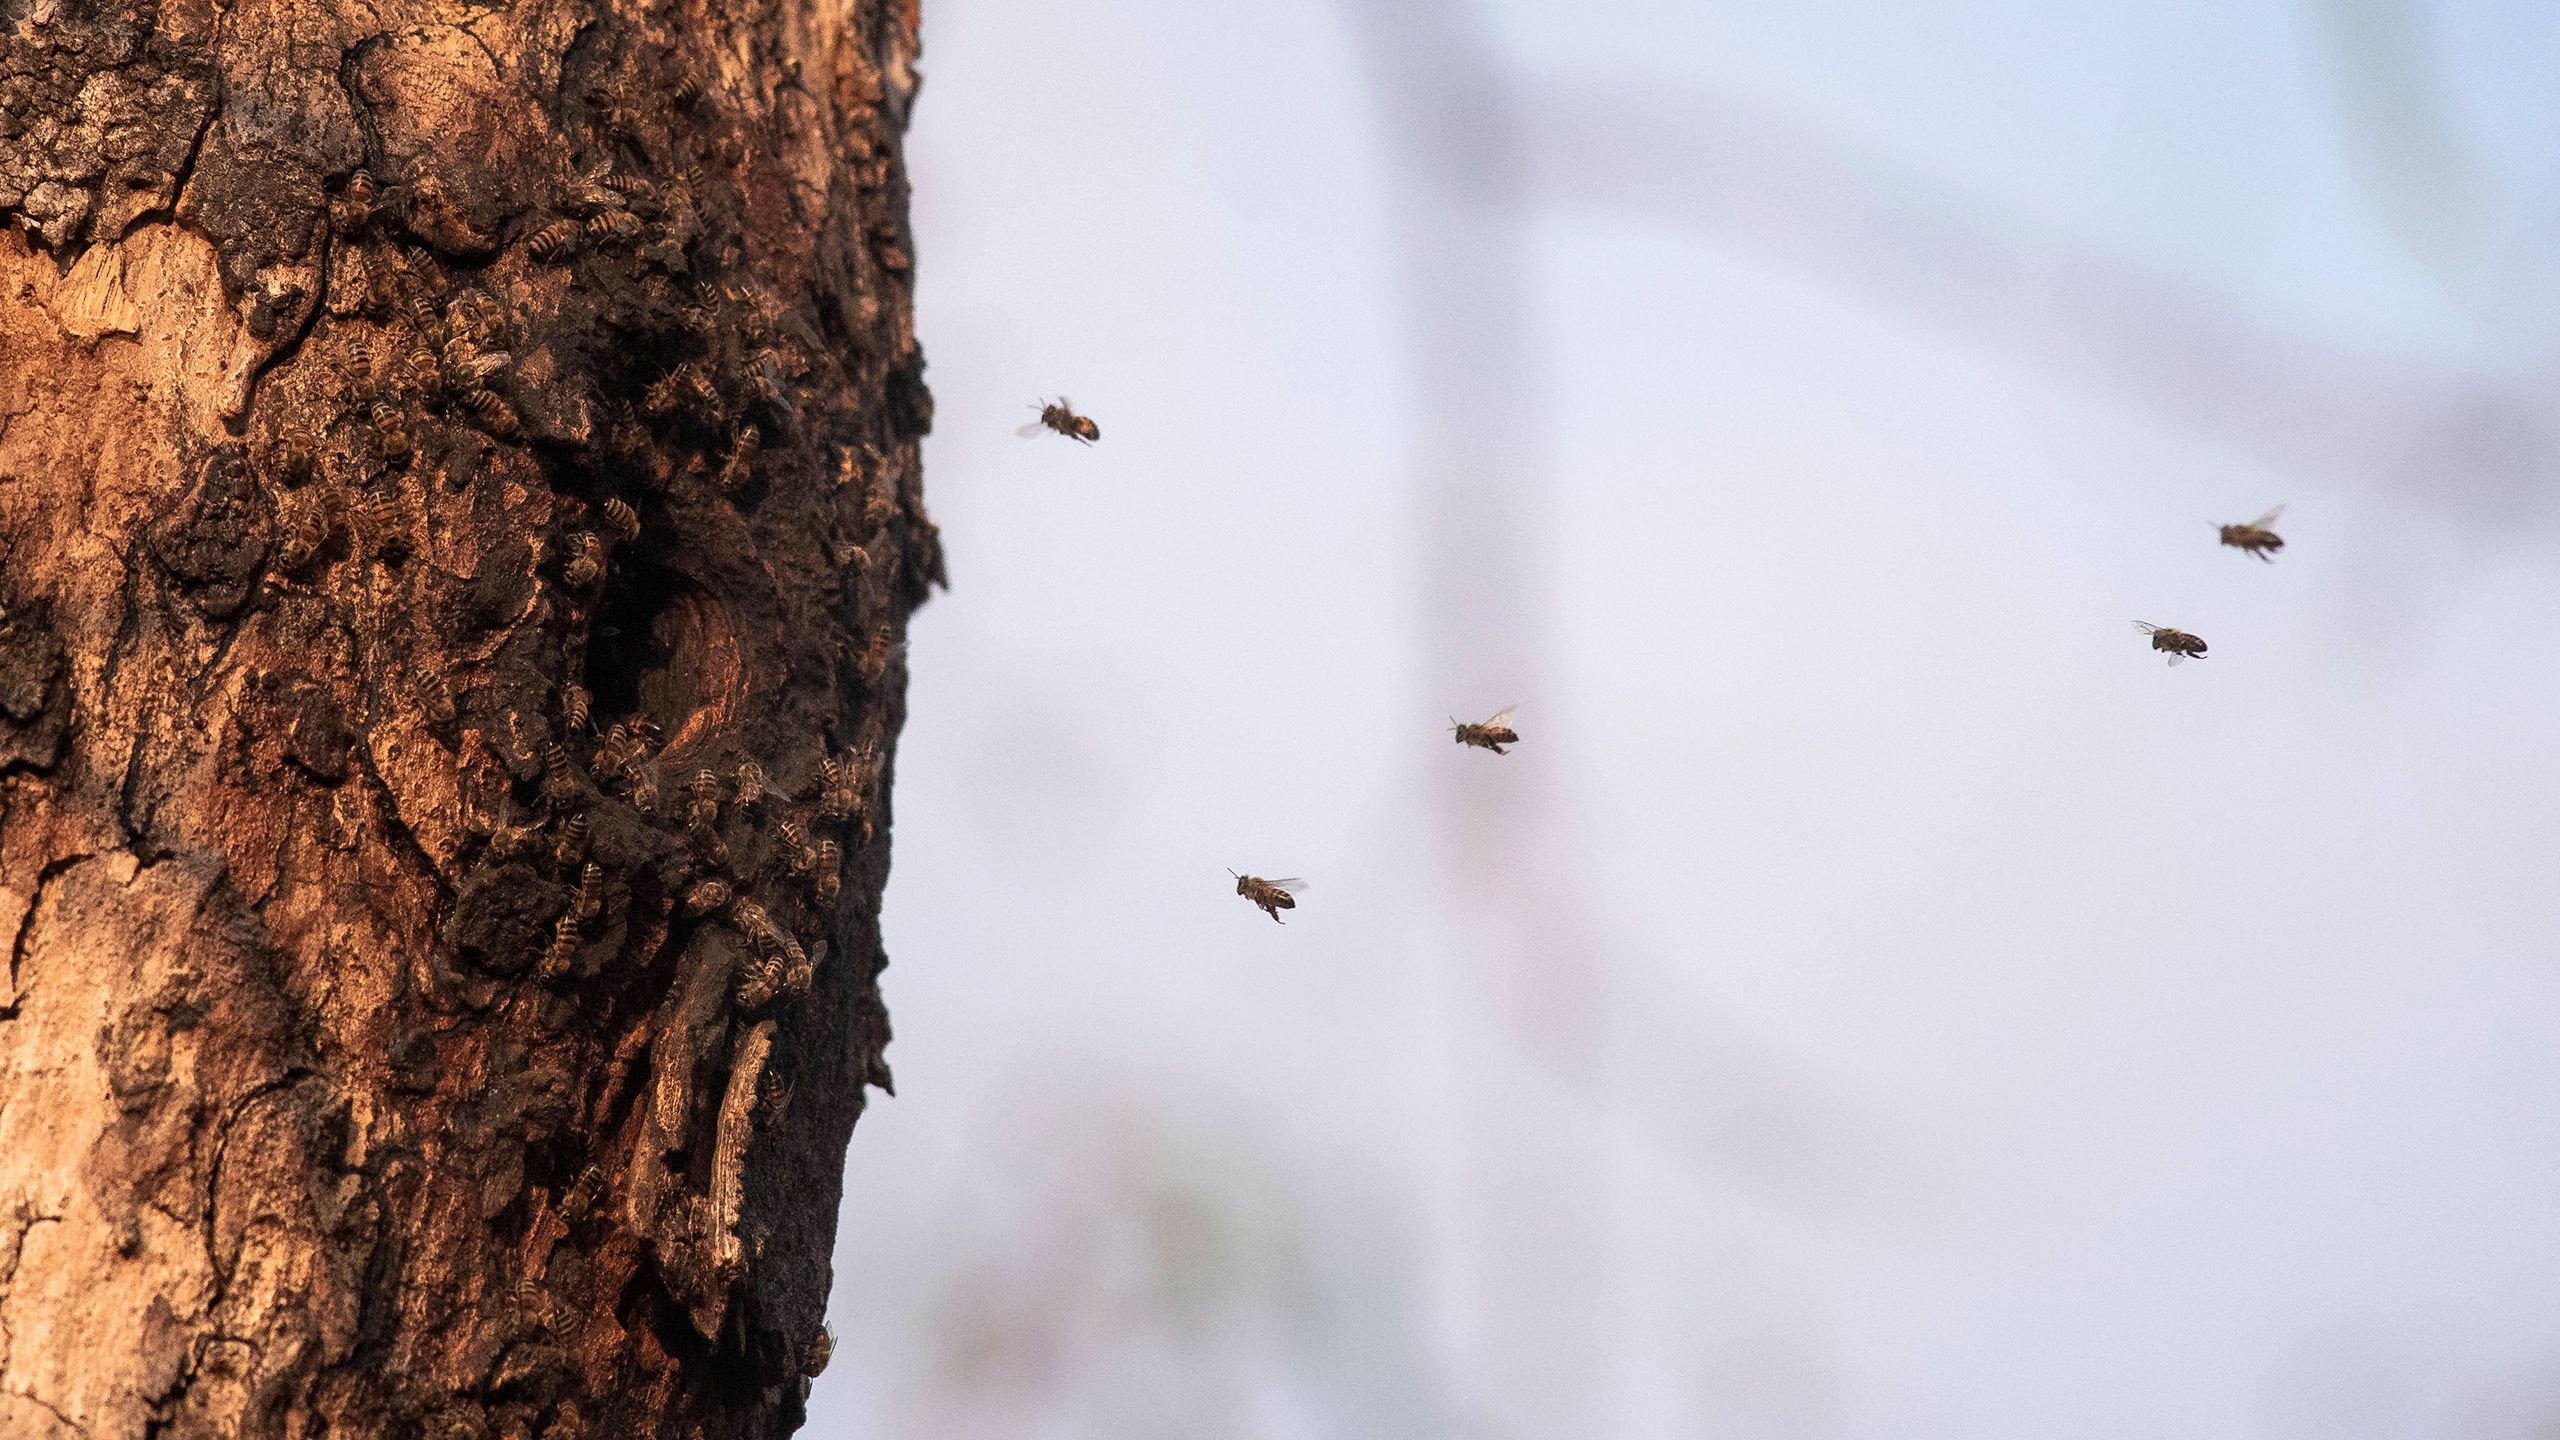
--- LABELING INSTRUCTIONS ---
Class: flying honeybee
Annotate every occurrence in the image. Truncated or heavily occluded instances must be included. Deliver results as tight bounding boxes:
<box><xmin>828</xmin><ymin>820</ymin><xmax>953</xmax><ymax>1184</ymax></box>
<box><xmin>1230</xmin><ymin>871</ymin><xmax>1305</xmax><ymax>924</ymax></box>
<box><xmin>2217</xmin><ymin>505</ymin><xmax>2285</xmax><ymax>562</ymax></box>
<box><xmin>1017</xmin><ymin>398</ymin><xmax>1099</xmax><ymax>444</ymax></box>
<box><xmin>2134</xmin><ymin>622</ymin><xmax>2208</xmax><ymax>665</ymax></box>
<box><xmin>1450</xmin><ymin>704</ymin><xmax>1519</xmax><ymax>755</ymax></box>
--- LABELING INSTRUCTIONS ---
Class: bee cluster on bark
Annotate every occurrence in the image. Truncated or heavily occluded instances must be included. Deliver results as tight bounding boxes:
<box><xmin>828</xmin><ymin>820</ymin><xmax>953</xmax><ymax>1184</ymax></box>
<box><xmin>2</xmin><ymin>0</ymin><xmax>930</xmax><ymax>1430</ymax></box>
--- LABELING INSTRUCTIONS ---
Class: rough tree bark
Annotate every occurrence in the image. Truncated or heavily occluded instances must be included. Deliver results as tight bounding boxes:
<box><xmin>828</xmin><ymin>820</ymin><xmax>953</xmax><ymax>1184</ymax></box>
<box><xmin>0</xmin><ymin>0</ymin><xmax>934</xmax><ymax>1431</ymax></box>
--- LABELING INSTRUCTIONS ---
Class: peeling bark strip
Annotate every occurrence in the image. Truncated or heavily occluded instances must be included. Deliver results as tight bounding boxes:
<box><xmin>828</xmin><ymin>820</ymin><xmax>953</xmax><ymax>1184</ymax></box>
<box><xmin>0</xmin><ymin>0</ymin><xmax>933</xmax><ymax>1432</ymax></box>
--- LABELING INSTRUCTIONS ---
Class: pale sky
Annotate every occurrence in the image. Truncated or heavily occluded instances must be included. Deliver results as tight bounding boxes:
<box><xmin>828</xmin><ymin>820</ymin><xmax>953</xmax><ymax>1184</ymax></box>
<box><xmin>809</xmin><ymin>3</ymin><xmax>2560</xmax><ymax>1437</ymax></box>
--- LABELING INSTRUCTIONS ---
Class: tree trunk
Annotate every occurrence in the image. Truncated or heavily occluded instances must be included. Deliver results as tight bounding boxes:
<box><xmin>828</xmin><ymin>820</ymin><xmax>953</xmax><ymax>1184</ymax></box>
<box><xmin>0</xmin><ymin>0</ymin><xmax>932</xmax><ymax>1432</ymax></box>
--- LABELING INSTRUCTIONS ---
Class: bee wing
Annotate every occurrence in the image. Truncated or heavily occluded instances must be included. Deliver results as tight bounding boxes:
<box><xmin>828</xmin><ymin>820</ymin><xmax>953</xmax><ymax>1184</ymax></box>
<box><xmin>1015</xmin><ymin>420</ymin><xmax>1049</xmax><ymax>438</ymax></box>
<box><xmin>2166</xmin><ymin>653</ymin><xmax>2189</xmax><ymax>666</ymax></box>
<box><xmin>1268</xmin><ymin>877</ymin><xmax>1309</xmax><ymax>894</ymax></box>
<box><xmin>2133</xmin><ymin>622</ymin><xmax>2162</xmax><ymax>635</ymax></box>
<box><xmin>1480</xmin><ymin>704</ymin><xmax>1519</xmax><ymax>729</ymax></box>
<box><xmin>2249</xmin><ymin>504</ymin><xmax>2286</xmax><ymax>529</ymax></box>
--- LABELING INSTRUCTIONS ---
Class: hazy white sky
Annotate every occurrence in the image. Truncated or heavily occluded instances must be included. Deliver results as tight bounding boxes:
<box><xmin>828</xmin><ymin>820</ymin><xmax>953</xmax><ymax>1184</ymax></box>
<box><xmin>811</xmin><ymin>3</ymin><xmax>2560</xmax><ymax>1437</ymax></box>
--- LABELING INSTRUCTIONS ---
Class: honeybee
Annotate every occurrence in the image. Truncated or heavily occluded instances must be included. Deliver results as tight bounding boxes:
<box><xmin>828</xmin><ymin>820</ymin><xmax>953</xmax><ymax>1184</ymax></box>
<box><xmin>559</xmin><ymin>683</ymin><xmax>592</xmax><ymax>734</ymax></box>
<box><xmin>486</xmin><ymin>817</ymin><xmax>542</xmax><ymax>864</ymax></box>
<box><xmin>2218</xmin><ymin>505</ymin><xmax>2286</xmax><ymax>562</ymax></box>
<box><xmin>401</xmin><ymin>343</ymin><xmax>442</xmax><ymax>395</ymax></box>
<box><xmin>916</xmin><ymin>517</ymin><xmax>949</xmax><ymax>591</ymax></box>
<box><xmin>273</xmin><ymin>417</ymin><xmax>323</xmax><ymax>479</ymax></box>
<box><xmin>1230</xmin><ymin>872</ymin><xmax>1305</xmax><ymax>924</ymax></box>
<box><xmin>442</xmin><ymin>337</ymin><xmax>508</xmax><ymax>390</ymax></box>
<box><xmin>361</xmin><ymin>492</ymin><xmax>405</xmax><ymax>537</ymax></box>
<box><xmin>575</xmin><ymin>861</ymin><xmax>604</xmax><ymax>921</ymax></box>
<box><xmin>526</xmin><ymin>219</ymin><xmax>583</xmax><ymax>261</ymax></box>
<box><xmin>644</xmin><ymin>362</ymin><xmax>716</xmax><ymax>418</ymax></box>
<box><xmin>276</xmin><ymin>503</ymin><xmax>328</xmax><ymax>573</ymax></box>
<box><xmin>559</xmin><ymin>1163</ymin><xmax>604</xmax><ymax>1221</ymax></box>
<box><xmin>755</xmin><ymin>1070</ymin><xmax>795</xmax><ymax>1129</ymax></box>
<box><xmin>543</xmin><ymin>742</ymin><xmax>583</xmax><ymax>805</ymax></box>
<box><xmin>413</xmin><ymin>669</ymin><xmax>457</xmax><ymax>728</ymax></box>
<box><xmin>819</xmin><ymin>755</ymin><xmax>857</xmax><ymax>822</ymax></box>
<box><xmin>554</xmin><ymin>813</ymin><xmax>589</xmax><ymax>866</ymax></box>
<box><xmin>586</xmin><ymin>209</ymin><xmax>645</xmax><ymax>242</ymax></box>
<box><xmin>1017</xmin><ymin>398</ymin><xmax>1099</xmax><ymax>444</ymax></box>
<box><xmin>601</xmin><ymin>172</ymin><xmax>654</xmax><ymax>201</ymax></box>
<box><xmin>626</xmin><ymin>765</ymin><xmax>660</xmax><ymax>816</ymax></box>
<box><xmin>855</xmin><ymin>625</ymin><xmax>902</xmax><ymax>681</ymax></box>
<box><xmin>734</xmin><ymin>761</ymin><xmax>766</xmax><ymax>808</ymax></box>
<box><xmin>686</xmin><ymin>767</ymin><xmax>722</xmax><ymax>828</ymax></box>
<box><xmin>2134</xmin><ymin>622</ymin><xmax>2209</xmax><ymax>665</ymax></box>
<box><xmin>462</xmin><ymin>388</ymin><xmax>520</xmax><ymax>437</ymax></box>
<box><xmin>812</xmin><ymin>835</ymin><xmax>843</xmax><ymax>903</ymax></box>
<box><xmin>683</xmin><ymin>878</ymin><xmax>732</xmax><ymax>915</ymax></box>
<box><xmin>736</xmin><ymin>954</ymin><xmax>787</xmax><ymax>1011</ymax></box>
<box><xmin>806</xmin><ymin>1325</ymin><xmax>834</xmax><ymax>1379</ymax></box>
<box><xmin>594</xmin><ymin>722</ymin><xmax>635</xmax><ymax>779</ymax></box>
<box><xmin>334</xmin><ymin>171</ymin><xmax>380</xmax><ymax>233</ymax></box>
<box><xmin>716</xmin><ymin>428</ymin><xmax>762</xmax><ymax>493</ymax></box>
<box><xmin>601</xmin><ymin>496</ymin><xmax>641</xmax><ymax>541</ymax></box>
<box><xmin>778</xmin><ymin>820</ymin><xmax>813</xmax><ymax>872</ymax></box>
<box><xmin>669</xmin><ymin>51</ymin><xmax>709</xmax><ymax>103</ymax></box>
<box><xmin>820</xmin><ymin>745</ymin><xmax>876</xmax><ymax>825</ymax></box>
<box><xmin>399</xmin><ymin>285</ymin><xmax>440</xmax><ymax>334</ymax></box>
<box><xmin>368</xmin><ymin>401</ymin><xmax>412</xmax><ymax>461</ymax></box>
<box><xmin>539</xmin><ymin>913</ymin><xmax>581</xmax><ymax>980</ymax></box>
<box><xmin>563</xmin><ymin>533</ymin><xmax>604</xmax><ymax>588</ymax></box>
<box><xmin>1451</xmin><ymin>705</ymin><xmax>1519</xmax><ymax>755</ymax></box>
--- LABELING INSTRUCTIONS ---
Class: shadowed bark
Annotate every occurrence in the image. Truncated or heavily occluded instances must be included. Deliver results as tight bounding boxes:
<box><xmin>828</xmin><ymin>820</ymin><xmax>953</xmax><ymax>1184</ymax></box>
<box><xmin>0</xmin><ymin>0</ymin><xmax>935</xmax><ymax>1432</ymax></box>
